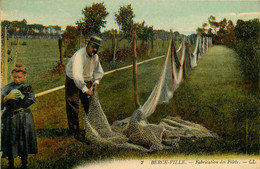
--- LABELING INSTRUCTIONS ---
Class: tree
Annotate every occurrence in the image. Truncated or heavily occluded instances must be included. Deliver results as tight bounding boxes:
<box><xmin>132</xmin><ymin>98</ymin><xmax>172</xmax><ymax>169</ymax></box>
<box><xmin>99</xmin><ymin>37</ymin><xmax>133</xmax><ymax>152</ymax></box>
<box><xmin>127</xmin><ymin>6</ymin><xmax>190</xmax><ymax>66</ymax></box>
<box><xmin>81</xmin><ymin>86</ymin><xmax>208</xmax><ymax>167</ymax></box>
<box><xmin>196</xmin><ymin>27</ymin><xmax>203</xmax><ymax>35</ymax></box>
<box><xmin>233</xmin><ymin>18</ymin><xmax>260</xmax><ymax>89</ymax></box>
<box><xmin>173</xmin><ymin>31</ymin><xmax>180</xmax><ymax>38</ymax></box>
<box><xmin>208</xmin><ymin>15</ymin><xmax>219</xmax><ymax>33</ymax></box>
<box><xmin>135</xmin><ymin>21</ymin><xmax>147</xmax><ymax>44</ymax></box>
<box><xmin>148</xmin><ymin>26</ymin><xmax>154</xmax><ymax>50</ymax></box>
<box><xmin>227</xmin><ymin>20</ymin><xmax>235</xmax><ymax>31</ymax></box>
<box><xmin>115</xmin><ymin>4</ymin><xmax>135</xmax><ymax>40</ymax></box>
<box><xmin>62</xmin><ymin>26</ymin><xmax>78</xmax><ymax>57</ymax></box>
<box><xmin>207</xmin><ymin>28</ymin><xmax>214</xmax><ymax>37</ymax></box>
<box><xmin>107</xmin><ymin>29</ymin><xmax>118</xmax><ymax>63</ymax></box>
<box><xmin>77</xmin><ymin>2</ymin><xmax>109</xmax><ymax>36</ymax></box>
<box><xmin>234</xmin><ymin>19</ymin><xmax>259</xmax><ymax>42</ymax></box>
<box><xmin>202</xmin><ymin>22</ymin><xmax>208</xmax><ymax>35</ymax></box>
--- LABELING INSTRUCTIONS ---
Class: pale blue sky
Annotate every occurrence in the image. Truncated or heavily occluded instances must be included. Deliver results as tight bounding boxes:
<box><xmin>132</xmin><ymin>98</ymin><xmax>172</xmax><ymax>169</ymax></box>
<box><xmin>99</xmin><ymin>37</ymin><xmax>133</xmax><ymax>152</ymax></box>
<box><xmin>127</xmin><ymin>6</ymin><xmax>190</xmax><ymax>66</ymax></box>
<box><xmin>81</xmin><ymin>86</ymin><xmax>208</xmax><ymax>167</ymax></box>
<box><xmin>1</xmin><ymin>0</ymin><xmax>260</xmax><ymax>35</ymax></box>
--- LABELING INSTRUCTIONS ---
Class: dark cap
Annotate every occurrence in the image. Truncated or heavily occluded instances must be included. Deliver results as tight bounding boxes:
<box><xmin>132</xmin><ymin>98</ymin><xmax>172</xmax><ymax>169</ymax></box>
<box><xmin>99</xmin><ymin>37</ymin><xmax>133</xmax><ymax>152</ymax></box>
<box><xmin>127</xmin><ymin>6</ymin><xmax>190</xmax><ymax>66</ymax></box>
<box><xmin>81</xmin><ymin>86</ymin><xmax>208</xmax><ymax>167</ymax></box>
<box><xmin>88</xmin><ymin>36</ymin><xmax>102</xmax><ymax>47</ymax></box>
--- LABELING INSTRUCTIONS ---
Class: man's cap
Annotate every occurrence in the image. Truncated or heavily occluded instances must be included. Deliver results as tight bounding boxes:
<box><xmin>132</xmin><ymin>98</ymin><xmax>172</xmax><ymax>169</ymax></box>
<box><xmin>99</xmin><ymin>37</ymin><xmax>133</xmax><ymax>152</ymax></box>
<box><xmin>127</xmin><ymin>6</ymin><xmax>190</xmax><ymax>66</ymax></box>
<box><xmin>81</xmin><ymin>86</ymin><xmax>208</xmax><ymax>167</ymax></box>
<box><xmin>88</xmin><ymin>36</ymin><xmax>102</xmax><ymax>47</ymax></box>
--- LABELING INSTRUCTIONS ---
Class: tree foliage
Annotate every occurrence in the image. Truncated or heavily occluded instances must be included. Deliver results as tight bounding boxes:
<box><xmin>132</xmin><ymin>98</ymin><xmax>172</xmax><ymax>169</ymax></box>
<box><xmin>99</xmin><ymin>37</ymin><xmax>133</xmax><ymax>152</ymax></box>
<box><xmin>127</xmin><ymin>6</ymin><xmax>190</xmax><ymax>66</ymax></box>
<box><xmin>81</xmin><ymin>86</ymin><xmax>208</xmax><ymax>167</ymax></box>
<box><xmin>135</xmin><ymin>21</ymin><xmax>153</xmax><ymax>43</ymax></box>
<box><xmin>208</xmin><ymin>15</ymin><xmax>219</xmax><ymax>33</ymax></box>
<box><xmin>115</xmin><ymin>4</ymin><xmax>135</xmax><ymax>39</ymax></box>
<box><xmin>62</xmin><ymin>26</ymin><xmax>78</xmax><ymax>57</ymax></box>
<box><xmin>77</xmin><ymin>2</ymin><xmax>109</xmax><ymax>36</ymax></box>
<box><xmin>234</xmin><ymin>19</ymin><xmax>260</xmax><ymax>42</ymax></box>
<box><xmin>233</xmin><ymin>18</ymin><xmax>260</xmax><ymax>89</ymax></box>
<box><xmin>197</xmin><ymin>16</ymin><xmax>236</xmax><ymax>45</ymax></box>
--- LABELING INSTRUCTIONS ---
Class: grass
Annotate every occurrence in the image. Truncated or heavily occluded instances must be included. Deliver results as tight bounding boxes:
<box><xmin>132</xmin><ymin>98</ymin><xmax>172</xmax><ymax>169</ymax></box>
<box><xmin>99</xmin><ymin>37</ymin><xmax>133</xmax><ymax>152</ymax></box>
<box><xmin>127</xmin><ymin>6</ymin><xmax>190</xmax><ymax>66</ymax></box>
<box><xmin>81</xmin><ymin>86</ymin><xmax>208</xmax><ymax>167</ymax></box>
<box><xmin>148</xmin><ymin>46</ymin><xmax>259</xmax><ymax>154</ymax></box>
<box><xmin>1</xmin><ymin>45</ymin><xmax>259</xmax><ymax>169</ymax></box>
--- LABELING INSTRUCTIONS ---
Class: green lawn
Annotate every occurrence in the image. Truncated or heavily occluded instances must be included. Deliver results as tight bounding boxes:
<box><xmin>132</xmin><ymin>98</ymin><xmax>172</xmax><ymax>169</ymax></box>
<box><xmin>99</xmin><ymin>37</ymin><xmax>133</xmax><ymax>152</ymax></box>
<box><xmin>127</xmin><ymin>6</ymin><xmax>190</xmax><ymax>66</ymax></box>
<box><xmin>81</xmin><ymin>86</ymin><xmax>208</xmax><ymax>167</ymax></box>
<box><xmin>1</xmin><ymin>45</ymin><xmax>259</xmax><ymax>169</ymax></box>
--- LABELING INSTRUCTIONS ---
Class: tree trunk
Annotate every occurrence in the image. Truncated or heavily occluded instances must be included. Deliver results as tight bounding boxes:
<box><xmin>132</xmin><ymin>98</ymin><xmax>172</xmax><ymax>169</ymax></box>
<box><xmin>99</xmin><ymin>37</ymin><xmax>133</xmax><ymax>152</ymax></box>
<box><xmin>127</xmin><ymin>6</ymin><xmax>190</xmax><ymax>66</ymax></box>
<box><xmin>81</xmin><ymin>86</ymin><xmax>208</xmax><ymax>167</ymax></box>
<box><xmin>133</xmin><ymin>27</ymin><xmax>140</xmax><ymax>108</ymax></box>
<box><xmin>58</xmin><ymin>39</ymin><xmax>63</xmax><ymax>64</ymax></box>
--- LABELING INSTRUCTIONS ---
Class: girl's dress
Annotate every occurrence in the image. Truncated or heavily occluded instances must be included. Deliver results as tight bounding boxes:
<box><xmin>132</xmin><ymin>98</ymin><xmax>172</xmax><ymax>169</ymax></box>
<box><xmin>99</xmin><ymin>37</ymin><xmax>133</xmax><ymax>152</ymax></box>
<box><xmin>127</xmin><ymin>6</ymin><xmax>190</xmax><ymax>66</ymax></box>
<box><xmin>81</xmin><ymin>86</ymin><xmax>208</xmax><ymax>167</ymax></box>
<box><xmin>1</xmin><ymin>82</ymin><xmax>37</xmax><ymax>158</ymax></box>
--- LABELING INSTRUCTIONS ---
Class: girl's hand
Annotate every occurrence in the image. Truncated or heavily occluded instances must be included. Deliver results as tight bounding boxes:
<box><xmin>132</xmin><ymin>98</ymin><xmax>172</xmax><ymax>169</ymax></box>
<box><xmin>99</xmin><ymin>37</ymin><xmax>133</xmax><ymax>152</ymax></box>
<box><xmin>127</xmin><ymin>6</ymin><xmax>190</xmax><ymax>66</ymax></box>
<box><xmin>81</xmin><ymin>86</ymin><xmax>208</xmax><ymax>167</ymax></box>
<box><xmin>4</xmin><ymin>90</ymin><xmax>20</xmax><ymax>103</ymax></box>
<box><xmin>8</xmin><ymin>90</ymin><xmax>21</xmax><ymax>100</ymax></box>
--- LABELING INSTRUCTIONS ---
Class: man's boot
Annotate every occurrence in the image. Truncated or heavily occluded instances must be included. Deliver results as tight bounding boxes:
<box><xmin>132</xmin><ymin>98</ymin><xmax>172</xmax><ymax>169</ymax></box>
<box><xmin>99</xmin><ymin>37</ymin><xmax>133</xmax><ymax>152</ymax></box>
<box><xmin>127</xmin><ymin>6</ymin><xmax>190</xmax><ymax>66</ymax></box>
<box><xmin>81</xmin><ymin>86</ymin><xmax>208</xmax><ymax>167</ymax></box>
<box><xmin>21</xmin><ymin>156</ymin><xmax>28</xmax><ymax>169</ymax></box>
<box><xmin>8</xmin><ymin>157</ymin><xmax>14</xmax><ymax>169</ymax></box>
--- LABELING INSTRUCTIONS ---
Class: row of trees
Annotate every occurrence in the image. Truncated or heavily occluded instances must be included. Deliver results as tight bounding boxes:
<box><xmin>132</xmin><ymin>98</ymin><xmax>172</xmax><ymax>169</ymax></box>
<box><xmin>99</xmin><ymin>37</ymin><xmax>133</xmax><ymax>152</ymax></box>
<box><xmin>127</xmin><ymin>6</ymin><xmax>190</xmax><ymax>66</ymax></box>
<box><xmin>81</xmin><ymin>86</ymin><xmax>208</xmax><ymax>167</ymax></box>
<box><xmin>1</xmin><ymin>19</ymin><xmax>62</xmax><ymax>38</ymax></box>
<box><xmin>196</xmin><ymin>15</ymin><xmax>236</xmax><ymax>45</ymax></box>
<box><xmin>75</xmin><ymin>3</ymin><xmax>154</xmax><ymax>41</ymax></box>
<box><xmin>62</xmin><ymin>3</ymin><xmax>184</xmax><ymax>58</ymax></box>
<box><xmin>197</xmin><ymin>16</ymin><xmax>259</xmax><ymax>90</ymax></box>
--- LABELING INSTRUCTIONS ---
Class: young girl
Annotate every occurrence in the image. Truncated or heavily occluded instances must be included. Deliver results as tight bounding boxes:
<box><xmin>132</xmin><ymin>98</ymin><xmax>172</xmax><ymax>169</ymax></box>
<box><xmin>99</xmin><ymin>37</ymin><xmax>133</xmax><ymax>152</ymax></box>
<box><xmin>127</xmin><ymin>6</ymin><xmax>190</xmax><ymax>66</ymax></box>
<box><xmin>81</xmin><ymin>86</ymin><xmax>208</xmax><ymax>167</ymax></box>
<box><xmin>1</xmin><ymin>64</ymin><xmax>37</xmax><ymax>169</ymax></box>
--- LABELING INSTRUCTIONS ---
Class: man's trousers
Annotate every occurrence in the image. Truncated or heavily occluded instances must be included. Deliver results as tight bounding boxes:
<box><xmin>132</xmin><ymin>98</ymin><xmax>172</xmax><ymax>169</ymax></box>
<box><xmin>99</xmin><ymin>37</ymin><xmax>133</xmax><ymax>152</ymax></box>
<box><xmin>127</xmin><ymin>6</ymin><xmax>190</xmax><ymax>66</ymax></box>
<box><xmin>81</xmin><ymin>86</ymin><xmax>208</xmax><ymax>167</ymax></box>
<box><xmin>65</xmin><ymin>76</ymin><xmax>91</xmax><ymax>134</ymax></box>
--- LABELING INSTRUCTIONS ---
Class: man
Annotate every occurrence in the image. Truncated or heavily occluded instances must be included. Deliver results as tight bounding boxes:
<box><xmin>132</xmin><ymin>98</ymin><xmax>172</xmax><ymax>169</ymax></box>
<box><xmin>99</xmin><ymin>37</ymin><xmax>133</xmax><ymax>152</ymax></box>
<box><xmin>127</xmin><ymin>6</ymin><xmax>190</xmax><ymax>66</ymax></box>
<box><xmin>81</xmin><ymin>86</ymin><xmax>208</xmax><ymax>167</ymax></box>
<box><xmin>65</xmin><ymin>36</ymin><xmax>104</xmax><ymax>137</ymax></box>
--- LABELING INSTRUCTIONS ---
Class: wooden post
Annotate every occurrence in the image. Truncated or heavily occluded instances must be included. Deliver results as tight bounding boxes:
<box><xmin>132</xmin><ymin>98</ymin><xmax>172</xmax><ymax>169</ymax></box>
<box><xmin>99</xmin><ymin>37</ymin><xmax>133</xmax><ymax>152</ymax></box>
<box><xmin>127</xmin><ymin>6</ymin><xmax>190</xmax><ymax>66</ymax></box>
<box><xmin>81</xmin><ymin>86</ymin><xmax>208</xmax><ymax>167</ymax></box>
<box><xmin>151</xmin><ymin>35</ymin><xmax>154</xmax><ymax>50</ymax></box>
<box><xmin>3</xmin><ymin>27</ymin><xmax>8</xmax><ymax>85</ymax></box>
<box><xmin>246</xmin><ymin>113</ymin><xmax>248</xmax><ymax>155</ymax></box>
<box><xmin>148</xmin><ymin>32</ymin><xmax>151</xmax><ymax>57</ymax></box>
<box><xmin>185</xmin><ymin>40</ymin><xmax>191</xmax><ymax>72</ymax></box>
<box><xmin>170</xmin><ymin>30</ymin><xmax>174</xmax><ymax>89</ymax></box>
<box><xmin>162</xmin><ymin>39</ymin><xmax>164</xmax><ymax>48</ymax></box>
<box><xmin>58</xmin><ymin>39</ymin><xmax>63</xmax><ymax>64</ymax></box>
<box><xmin>112</xmin><ymin>31</ymin><xmax>117</xmax><ymax>64</ymax></box>
<box><xmin>79</xmin><ymin>32</ymin><xmax>82</xmax><ymax>48</ymax></box>
<box><xmin>0</xmin><ymin>25</ymin><xmax>2</xmax><ymax>163</ymax></box>
<box><xmin>133</xmin><ymin>26</ymin><xmax>140</xmax><ymax>108</ymax></box>
<box><xmin>15</xmin><ymin>37</ymin><xmax>19</xmax><ymax>64</ymax></box>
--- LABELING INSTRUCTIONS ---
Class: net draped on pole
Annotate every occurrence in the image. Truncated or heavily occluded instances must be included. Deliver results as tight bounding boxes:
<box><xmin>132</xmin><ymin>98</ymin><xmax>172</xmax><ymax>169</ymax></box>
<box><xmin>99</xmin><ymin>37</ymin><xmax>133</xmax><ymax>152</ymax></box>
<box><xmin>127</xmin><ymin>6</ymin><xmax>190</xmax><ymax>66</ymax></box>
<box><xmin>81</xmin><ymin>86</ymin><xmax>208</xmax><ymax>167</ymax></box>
<box><xmin>84</xmin><ymin>34</ymin><xmax>217</xmax><ymax>152</ymax></box>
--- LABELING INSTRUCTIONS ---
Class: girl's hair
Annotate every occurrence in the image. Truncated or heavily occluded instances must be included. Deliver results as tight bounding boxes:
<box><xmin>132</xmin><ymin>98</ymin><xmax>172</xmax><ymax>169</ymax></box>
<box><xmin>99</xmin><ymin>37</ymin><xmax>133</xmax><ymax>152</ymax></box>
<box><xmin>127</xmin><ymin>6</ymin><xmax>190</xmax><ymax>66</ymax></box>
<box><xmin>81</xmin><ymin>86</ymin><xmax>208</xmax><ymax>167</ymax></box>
<box><xmin>11</xmin><ymin>63</ymin><xmax>27</xmax><ymax>74</ymax></box>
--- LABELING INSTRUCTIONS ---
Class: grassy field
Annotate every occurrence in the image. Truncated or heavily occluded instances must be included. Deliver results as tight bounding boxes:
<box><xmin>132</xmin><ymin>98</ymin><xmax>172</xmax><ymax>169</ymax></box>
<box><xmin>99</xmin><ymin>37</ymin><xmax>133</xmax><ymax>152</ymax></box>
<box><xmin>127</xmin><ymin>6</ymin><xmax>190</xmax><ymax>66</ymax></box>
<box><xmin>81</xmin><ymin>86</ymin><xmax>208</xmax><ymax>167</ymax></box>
<box><xmin>1</xmin><ymin>45</ymin><xmax>259</xmax><ymax>169</ymax></box>
<box><xmin>2</xmin><ymin>38</ymin><xmax>171</xmax><ymax>93</ymax></box>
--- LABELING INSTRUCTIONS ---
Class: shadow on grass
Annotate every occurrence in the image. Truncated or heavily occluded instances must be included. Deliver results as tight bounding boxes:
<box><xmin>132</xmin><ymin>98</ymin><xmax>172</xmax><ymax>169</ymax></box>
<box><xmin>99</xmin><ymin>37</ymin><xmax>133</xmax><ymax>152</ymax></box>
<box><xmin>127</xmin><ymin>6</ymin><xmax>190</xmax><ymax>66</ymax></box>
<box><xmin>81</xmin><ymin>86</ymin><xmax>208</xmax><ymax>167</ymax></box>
<box><xmin>36</xmin><ymin>128</ymin><xmax>71</xmax><ymax>137</ymax></box>
<box><xmin>36</xmin><ymin>128</ymin><xmax>88</xmax><ymax>143</ymax></box>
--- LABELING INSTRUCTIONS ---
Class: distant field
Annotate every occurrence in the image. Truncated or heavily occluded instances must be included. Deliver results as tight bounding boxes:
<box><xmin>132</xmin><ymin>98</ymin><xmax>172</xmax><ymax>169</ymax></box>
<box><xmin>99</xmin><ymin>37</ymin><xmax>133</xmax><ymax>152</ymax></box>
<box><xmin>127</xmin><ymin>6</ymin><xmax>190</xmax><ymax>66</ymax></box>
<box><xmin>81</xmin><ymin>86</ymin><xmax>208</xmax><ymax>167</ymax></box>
<box><xmin>3</xmin><ymin>38</ymin><xmax>171</xmax><ymax>93</ymax></box>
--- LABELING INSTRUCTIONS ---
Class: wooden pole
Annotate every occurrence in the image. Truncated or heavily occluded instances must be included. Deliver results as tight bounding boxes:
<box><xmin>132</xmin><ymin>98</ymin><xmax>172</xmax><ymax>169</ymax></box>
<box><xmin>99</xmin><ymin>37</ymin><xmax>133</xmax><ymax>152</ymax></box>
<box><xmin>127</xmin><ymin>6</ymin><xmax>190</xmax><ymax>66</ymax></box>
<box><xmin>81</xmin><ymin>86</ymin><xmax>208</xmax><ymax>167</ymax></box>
<box><xmin>112</xmin><ymin>31</ymin><xmax>117</xmax><ymax>64</ymax></box>
<box><xmin>170</xmin><ymin>30</ymin><xmax>174</xmax><ymax>89</ymax></box>
<box><xmin>151</xmin><ymin>34</ymin><xmax>154</xmax><ymax>50</ymax></box>
<box><xmin>3</xmin><ymin>27</ymin><xmax>8</xmax><ymax>85</ymax></box>
<box><xmin>162</xmin><ymin>39</ymin><xmax>165</xmax><ymax>48</ymax></box>
<box><xmin>133</xmin><ymin>26</ymin><xmax>140</xmax><ymax>108</ymax></box>
<box><xmin>15</xmin><ymin>37</ymin><xmax>19</xmax><ymax>64</ymax></box>
<box><xmin>246</xmin><ymin>113</ymin><xmax>248</xmax><ymax>155</ymax></box>
<box><xmin>0</xmin><ymin>24</ymin><xmax>1</xmax><ymax>161</ymax></box>
<box><xmin>187</xmin><ymin>41</ymin><xmax>191</xmax><ymax>70</ymax></box>
<box><xmin>58</xmin><ymin>39</ymin><xmax>63</xmax><ymax>64</ymax></box>
<box><xmin>148</xmin><ymin>32</ymin><xmax>151</xmax><ymax>57</ymax></box>
<box><xmin>79</xmin><ymin>32</ymin><xmax>82</xmax><ymax>48</ymax></box>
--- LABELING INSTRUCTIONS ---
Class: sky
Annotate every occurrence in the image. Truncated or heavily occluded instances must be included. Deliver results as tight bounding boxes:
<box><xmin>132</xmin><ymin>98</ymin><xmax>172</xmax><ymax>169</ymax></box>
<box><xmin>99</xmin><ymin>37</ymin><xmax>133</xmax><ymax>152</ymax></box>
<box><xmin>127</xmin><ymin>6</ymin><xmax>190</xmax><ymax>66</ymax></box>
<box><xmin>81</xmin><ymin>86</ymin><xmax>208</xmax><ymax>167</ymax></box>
<box><xmin>0</xmin><ymin>0</ymin><xmax>260</xmax><ymax>35</ymax></box>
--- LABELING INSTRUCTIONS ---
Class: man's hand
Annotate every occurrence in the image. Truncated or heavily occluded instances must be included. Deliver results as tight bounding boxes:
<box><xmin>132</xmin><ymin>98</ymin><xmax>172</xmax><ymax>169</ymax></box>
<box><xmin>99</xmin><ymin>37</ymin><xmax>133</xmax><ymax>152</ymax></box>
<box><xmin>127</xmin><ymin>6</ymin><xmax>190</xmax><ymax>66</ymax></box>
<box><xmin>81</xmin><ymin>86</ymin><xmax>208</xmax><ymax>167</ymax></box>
<box><xmin>86</xmin><ymin>89</ymin><xmax>94</xmax><ymax>97</ymax></box>
<box><xmin>91</xmin><ymin>83</ymin><xmax>99</xmax><ymax>91</ymax></box>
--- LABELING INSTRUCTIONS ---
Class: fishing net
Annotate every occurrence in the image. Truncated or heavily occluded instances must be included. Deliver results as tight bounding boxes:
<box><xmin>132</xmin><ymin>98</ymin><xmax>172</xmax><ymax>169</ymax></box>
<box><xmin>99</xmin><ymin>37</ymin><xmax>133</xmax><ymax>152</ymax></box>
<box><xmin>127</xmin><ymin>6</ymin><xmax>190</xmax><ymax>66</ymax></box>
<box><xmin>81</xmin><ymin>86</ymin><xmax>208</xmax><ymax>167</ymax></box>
<box><xmin>84</xmin><ymin>35</ymin><xmax>217</xmax><ymax>152</ymax></box>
